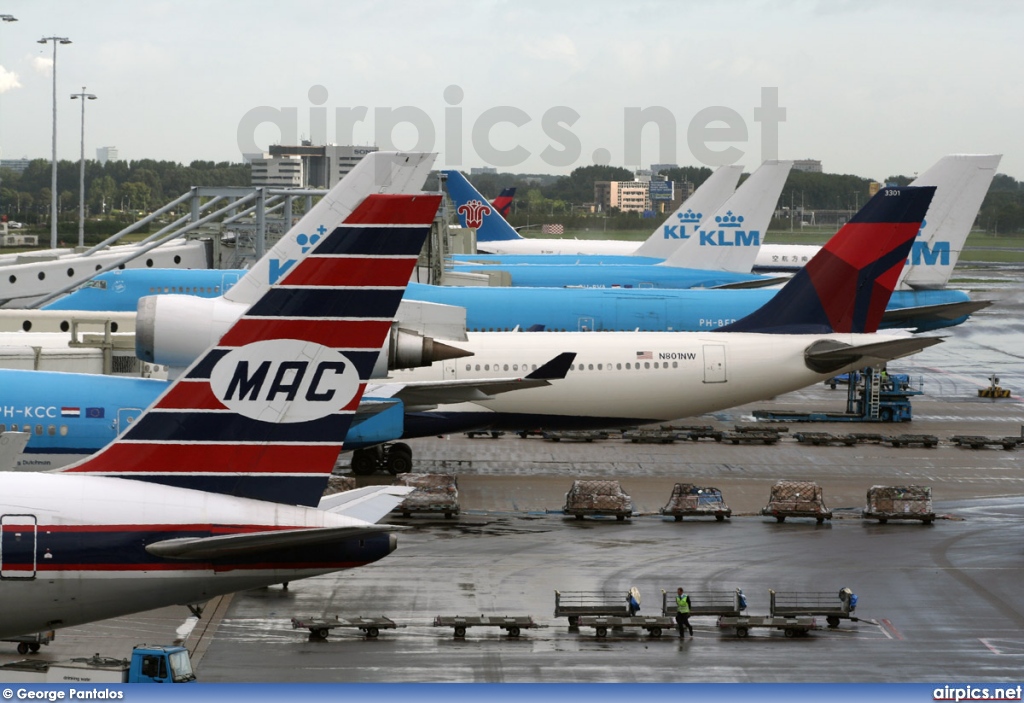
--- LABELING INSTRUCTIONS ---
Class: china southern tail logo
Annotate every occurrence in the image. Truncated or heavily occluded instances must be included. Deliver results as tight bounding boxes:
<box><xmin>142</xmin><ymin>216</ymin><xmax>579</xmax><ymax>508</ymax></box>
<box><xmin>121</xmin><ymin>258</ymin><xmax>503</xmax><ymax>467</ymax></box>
<box><xmin>210</xmin><ymin>339</ymin><xmax>360</xmax><ymax>423</ymax></box>
<box><xmin>908</xmin><ymin>219</ymin><xmax>950</xmax><ymax>266</ymax></box>
<box><xmin>269</xmin><ymin>227</ymin><xmax>325</xmax><ymax>284</ymax></box>
<box><xmin>662</xmin><ymin>209</ymin><xmax>702</xmax><ymax>239</ymax></box>
<box><xmin>457</xmin><ymin>199</ymin><xmax>492</xmax><ymax>229</ymax></box>
<box><xmin>698</xmin><ymin>211</ymin><xmax>760</xmax><ymax>247</ymax></box>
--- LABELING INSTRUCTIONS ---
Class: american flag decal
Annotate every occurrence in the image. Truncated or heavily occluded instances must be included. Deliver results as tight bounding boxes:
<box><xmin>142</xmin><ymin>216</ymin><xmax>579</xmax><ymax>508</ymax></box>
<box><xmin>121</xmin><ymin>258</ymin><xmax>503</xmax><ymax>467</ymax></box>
<box><xmin>636</xmin><ymin>351</ymin><xmax>653</xmax><ymax>360</ymax></box>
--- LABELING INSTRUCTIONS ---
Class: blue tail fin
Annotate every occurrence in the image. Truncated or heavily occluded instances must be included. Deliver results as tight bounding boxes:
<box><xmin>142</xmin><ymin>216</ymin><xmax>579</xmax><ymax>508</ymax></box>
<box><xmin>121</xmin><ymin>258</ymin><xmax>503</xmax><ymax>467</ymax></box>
<box><xmin>444</xmin><ymin>170</ymin><xmax>522</xmax><ymax>242</ymax></box>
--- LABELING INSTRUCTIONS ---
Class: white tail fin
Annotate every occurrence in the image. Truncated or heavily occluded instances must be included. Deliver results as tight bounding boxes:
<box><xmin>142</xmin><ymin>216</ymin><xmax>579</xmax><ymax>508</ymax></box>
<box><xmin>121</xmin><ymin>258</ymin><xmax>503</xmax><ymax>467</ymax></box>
<box><xmin>660</xmin><ymin>160</ymin><xmax>793</xmax><ymax>272</ymax></box>
<box><xmin>634</xmin><ymin>165</ymin><xmax>743</xmax><ymax>259</ymax></box>
<box><xmin>227</xmin><ymin>152</ymin><xmax>436</xmax><ymax>306</ymax></box>
<box><xmin>898</xmin><ymin>154</ymin><xmax>1001</xmax><ymax>290</ymax></box>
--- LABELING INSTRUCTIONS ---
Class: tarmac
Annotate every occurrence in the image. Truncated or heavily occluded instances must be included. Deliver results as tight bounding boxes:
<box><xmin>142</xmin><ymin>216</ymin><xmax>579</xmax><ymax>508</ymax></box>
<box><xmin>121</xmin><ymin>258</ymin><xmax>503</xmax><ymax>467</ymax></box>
<box><xmin>2</xmin><ymin>269</ymin><xmax>1023</xmax><ymax>683</ymax></box>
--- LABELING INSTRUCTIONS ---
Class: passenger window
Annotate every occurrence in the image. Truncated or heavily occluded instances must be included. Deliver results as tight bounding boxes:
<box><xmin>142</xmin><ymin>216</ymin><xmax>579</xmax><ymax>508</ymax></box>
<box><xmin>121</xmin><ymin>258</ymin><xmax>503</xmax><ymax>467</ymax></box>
<box><xmin>60</xmin><ymin>425</ymin><xmax>68</xmax><ymax>436</ymax></box>
<box><xmin>597</xmin><ymin>364</ymin><xmax>602</xmax><ymax>370</ymax></box>
<box><xmin>503</xmin><ymin>364</ymin><xmax>509</xmax><ymax>371</ymax></box>
<box><xmin>48</xmin><ymin>425</ymin><xmax>55</xmax><ymax>436</ymax></box>
<box><xmin>644</xmin><ymin>362</ymin><xmax>650</xmax><ymax>369</ymax></box>
<box><xmin>35</xmin><ymin>424</ymin><xmax>43</xmax><ymax>435</ymax></box>
<box><xmin>616</xmin><ymin>363</ymin><xmax>621</xmax><ymax>370</ymax></box>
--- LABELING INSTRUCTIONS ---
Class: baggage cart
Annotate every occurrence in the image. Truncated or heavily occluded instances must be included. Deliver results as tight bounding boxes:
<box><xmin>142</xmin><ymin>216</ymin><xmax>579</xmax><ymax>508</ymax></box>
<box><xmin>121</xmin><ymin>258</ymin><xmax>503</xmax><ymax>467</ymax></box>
<box><xmin>661</xmin><ymin>589</ymin><xmax>746</xmax><ymax>617</ymax></box>
<box><xmin>863</xmin><ymin>485</ymin><xmax>935</xmax><ymax>524</ymax></box>
<box><xmin>554</xmin><ymin>590</ymin><xmax>631</xmax><ymax>628</ymax></box>
<box><xmin>659</xmin><ymin>484</ymin><xmax>732</xmax><ymax>521</ymax></box>
<box><xmin>577</xmin><ymin>615</ymin><xmax>675</xmax><ymax>638</ymax></box>
<box><xmin>542</xmin><ymin>430</ymin><xmax>610</xmax><ymax>442</ymax></box>
<box><xmin>623</xmin><ymin>429</ymin><xmax>677</xmax><ymax>443</ymax></box>
<box><xmin>760</xmin><ymin>480</ymin><xmax>832</xmax><ymax>523</ymax></box>
<box><xmin>720</xmin><ymin>430</ymin><xmax>780</xmax><ymax>445</ymax></box>
<box><xmin>291</xmin><ymin>615</ymin><xmax>401</xmax><ymax>639</ymax></box>
<box><xmin>717</xmin><ymin>615</ymin><xmax>816</xmax><ymax>638</ymax></box>
<box><xmin>432</xmin><ymin>614</ymin><xmax>538</xmax><ymax>638</ymax></box>
<box><xmin>887</xmin><ymin>433</ymin><xmax>938</xmax><ymax>448</ymax></box>
<box><xmin>770</xmin><ymin>588</ymin><xmax>858</xmax><ymax>628</ymax></box>
<box><xmin>3</xmin><ymin>631</ymin><xmax>55</xmax><ymax>655</ymax></box>
<box><xmin>950</xmin><ymin>435</ymin><xmax>1022</xmax><ymax>450</ymax></box>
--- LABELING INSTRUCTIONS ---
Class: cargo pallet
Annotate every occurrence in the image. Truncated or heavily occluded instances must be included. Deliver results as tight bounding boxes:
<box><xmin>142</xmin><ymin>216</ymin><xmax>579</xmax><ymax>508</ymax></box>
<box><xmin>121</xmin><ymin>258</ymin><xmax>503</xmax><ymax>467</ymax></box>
<box><xmin>949</xmin><ymin>435</ymin><xmax>1023</xmax><ymax>450</ymax></box>
<box><xmin>433</xmin><ymin>615</ymin><xmax>538</xmax><ymax>638</ymax></box>
<box><xmin>659</xmin><ymin>484</ymin><xmax>732</xmax><ymax>521</ymax></box>
<box><xmin>291</xmin><ymin>615</ymin><xmax>401</xmax><ymax>639</ymax></box>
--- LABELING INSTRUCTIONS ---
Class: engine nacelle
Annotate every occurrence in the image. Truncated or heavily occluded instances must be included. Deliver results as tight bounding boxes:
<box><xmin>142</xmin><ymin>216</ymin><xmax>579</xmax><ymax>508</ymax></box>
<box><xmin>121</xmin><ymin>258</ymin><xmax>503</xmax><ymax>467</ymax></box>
<box><xmin>137</xmin><ymin>295</ymin><xmax>470</xmax><ymax>375</ymax></box>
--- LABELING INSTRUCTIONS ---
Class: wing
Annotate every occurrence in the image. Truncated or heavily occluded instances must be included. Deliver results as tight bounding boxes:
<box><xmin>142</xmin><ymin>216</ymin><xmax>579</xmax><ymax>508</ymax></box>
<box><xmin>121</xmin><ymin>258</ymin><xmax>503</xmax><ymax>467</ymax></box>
<box><xmin>317</xmin><ymin>485</ymin><xmax>415</xmax><ymax>522</ymax></box>
<box><xmin>145</xmin><ymin>523</ymin><xmax>405</xmax><ymax>560</ymax></box>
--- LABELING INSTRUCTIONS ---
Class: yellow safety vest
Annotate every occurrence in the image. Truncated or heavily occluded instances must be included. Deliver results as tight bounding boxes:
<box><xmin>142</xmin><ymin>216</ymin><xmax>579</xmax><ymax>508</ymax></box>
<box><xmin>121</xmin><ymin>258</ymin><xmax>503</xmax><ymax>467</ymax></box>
<box><xmin>676</xmin><ymin>594</ymin><xmax>690</xmax><ymax>614</ymax></box>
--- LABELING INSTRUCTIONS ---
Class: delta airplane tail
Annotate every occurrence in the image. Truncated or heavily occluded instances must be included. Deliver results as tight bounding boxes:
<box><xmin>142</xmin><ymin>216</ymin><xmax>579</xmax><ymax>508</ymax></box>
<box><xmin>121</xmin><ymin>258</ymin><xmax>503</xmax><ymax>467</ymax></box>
<box><xmin>63</xmin><ymin>192</ymin><xmax>442</xmax><ymax>507</ymax></box>
<box><xmin>720</xmin><ymin>185</ymin><xmax>936</xmax><ymax>334</ymax></box>
<box><xmin>445</xmin><ymin>169</ymin><xmax>521</xmax><ymax>242</ymax></box>
<box><xmin>492</xmin><ymin>186</ymin><xmax>516</xmax><ymax>218</ymax></box>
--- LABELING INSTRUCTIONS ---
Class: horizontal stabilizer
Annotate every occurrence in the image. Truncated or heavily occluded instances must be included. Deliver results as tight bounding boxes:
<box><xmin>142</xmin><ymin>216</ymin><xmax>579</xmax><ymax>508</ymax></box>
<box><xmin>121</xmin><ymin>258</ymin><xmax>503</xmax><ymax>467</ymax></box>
<box><xmin>881</xmin><ymin>299</ymin><xmax>992</xmax><ymax>325</ymax></box>
<box><xmin>710</xmin><ymin>275</ymin><xmax>791</xmax><ymax>290</ymax></box>
<box><xmin>804</xmin><ymin>336</ymin><xmax>943</xmax><ymax>375</ymax></box>
<box><xmin>318</xmin><ymin>485</ymin><xmax>416</xmax><ymax>522</ymax></box>
<box><xmin>146</xmin><ymin>523</ymin><xmax>403</xmax><ymax>560</ymax></box>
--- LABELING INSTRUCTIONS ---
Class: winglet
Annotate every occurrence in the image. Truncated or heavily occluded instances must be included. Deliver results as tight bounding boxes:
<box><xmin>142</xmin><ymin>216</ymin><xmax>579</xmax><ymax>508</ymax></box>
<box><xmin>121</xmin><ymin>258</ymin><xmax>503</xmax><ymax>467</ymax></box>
<box><xmin>526</xmin><ymin>352</ymin><xmax>577</xmax><ymax>380</ymax></box>
<box><xmin>444</xmin><ymin>170</ymin><xmax>523</xmax><ymax>242</ymax></box>
<box><xmin>720</xmin><ymin>185</ymin><xmax>936</xmax><ymax>334</ymax></box>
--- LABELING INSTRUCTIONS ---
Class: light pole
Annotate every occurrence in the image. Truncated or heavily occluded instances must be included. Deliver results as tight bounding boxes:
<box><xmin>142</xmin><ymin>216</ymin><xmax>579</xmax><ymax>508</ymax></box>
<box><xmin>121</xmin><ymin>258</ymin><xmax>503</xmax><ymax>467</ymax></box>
<box><xmin>71</xmin><ymin>87</ymin><xmax>96</xmax><ymax>248</ymax></box>
<box><xmin>38</xmin><ymin>36</ymin><xmax>72</xmax><ymax>249</ymax></box>
<box><xmin>0</xmin><ymin>15</ymin><xmax>17</xmax><ymax>219</ymax></box>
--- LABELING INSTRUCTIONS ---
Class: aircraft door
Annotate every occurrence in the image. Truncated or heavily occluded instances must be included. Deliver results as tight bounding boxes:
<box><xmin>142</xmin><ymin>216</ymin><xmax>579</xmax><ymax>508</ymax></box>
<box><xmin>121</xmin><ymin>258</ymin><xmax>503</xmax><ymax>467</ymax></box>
<box><xmin>221</xmin><ymin>272</ymin><xmax>241</xmax><ymax>294</ymax></box>
<box><xmin>1</xmin><ymin>514</ymin><xmax>38</xmax><ymax>579</ymax></box>
<box><xmin>702</xmin><ymin>344</ymin><xmax>727</xmax><ymax>383</ymax></box>
<box><xmin>442</xmin><ymin>359</ymin><xmax>457</xmax><ymax>380</ymax></box>
<box><xmin>117</xmin><ymin>408</ymin><xmax>143</xmax><ymax>435</ymax></box>
<box><xmin>578</xmin><ymin>317</ymin><xmax>595</xmax><ymax>332</ymax></box>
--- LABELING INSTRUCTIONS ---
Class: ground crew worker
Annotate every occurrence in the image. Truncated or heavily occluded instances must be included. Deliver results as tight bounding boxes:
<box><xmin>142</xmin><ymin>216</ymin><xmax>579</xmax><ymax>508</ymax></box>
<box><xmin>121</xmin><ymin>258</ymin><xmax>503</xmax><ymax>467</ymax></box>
<box><xmin>675</xmin><ymin>587</ymin><xmax>693</xmax><ymax>638</ymax></box>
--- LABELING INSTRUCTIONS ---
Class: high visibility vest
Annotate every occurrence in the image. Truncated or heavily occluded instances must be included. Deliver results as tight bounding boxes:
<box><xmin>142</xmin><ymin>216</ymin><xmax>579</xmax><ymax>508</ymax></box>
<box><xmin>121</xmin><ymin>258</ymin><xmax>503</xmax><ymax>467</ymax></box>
<box><xmin>676</xmin><ymin>594</ymin><xmax>690</xmax><ymax>614</ymax></box>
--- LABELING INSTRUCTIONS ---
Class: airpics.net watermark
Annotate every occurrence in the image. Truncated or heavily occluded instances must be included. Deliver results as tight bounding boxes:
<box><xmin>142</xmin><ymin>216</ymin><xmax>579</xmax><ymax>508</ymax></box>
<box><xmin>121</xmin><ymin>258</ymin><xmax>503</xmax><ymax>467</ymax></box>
<box><xmin>237</xmin><ymin>85</ymin><xmax>786</xmax><ymax>172</ymax></box>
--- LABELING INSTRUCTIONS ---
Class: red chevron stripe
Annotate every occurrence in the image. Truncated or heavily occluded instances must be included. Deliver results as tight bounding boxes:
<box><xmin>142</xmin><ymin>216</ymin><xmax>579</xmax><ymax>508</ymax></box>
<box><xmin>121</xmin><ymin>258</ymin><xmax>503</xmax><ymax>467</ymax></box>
<box><xmin>218</xmin><ymin>319</ymin><xmax>392</xmax><ymax>348</ymax></box>
<box><xmin>344</xmin><ymin>193</ymin><xmax>441</xmax><ymax>225</ymax></box>
<box><xmin>821</xmin><ymin>222</ymin><xmax>919</xmax><ymax>269</ymax></box>
<box><xmin>66</xmin><ymin>443</ymin><xmax>342</xmax><ymax>474</ymax></box>
<box><xmin>284</xmin><ymin>255</ymin><xmax>418</xmax><ymax>287</ymax></box>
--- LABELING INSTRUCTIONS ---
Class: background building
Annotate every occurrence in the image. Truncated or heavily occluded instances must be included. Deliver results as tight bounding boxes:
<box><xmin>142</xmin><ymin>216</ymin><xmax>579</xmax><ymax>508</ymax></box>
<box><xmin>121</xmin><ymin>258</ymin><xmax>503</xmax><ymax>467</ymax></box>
<box><xmin>793</xmin><ymin>159</ymin><xmax>822</xmax><ymax>173</ymax></box>
<box><xmin>250</xmin><ymin>143</ymin><xmax>378</xmax><ymax>188</ymax></box>
<box><xmin>96</xmin><ymin>146</ymin><xmax>120</xmax><ymax>165</ymax></box>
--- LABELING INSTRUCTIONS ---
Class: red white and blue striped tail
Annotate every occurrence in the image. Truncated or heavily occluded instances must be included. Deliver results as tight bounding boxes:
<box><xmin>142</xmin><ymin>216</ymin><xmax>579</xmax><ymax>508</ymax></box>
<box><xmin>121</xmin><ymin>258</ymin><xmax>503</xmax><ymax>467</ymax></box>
<box><xmin>63</xmin><ymin>192</ymin><xmax>441</xmax><ymax>507</ymax></box>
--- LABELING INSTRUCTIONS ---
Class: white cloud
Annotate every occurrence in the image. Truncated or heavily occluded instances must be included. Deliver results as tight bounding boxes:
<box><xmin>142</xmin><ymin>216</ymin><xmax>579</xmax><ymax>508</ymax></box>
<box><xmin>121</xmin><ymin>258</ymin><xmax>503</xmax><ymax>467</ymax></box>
<box><xmin>31</xmin><ymin>56</ymin><xmax>52</xmax><ymax>77</ymax></box>
<box><xmin>523</xmin><ymin>34</ymin><xmax>581</xmax><ymax>71</ymax></box>
<box><xmin>0</xmin><ymin>66</ymin><xmax>20</xmax><ymax>93</ymax></box>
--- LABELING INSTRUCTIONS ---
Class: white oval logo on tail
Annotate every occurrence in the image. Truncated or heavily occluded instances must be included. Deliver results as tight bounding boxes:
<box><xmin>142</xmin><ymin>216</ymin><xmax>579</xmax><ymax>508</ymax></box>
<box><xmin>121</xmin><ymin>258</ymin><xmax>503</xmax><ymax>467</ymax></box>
<box><xmin>210</xmin><ymin>340</ymin><xmax>361</xmax><ymax>423</ymax></box>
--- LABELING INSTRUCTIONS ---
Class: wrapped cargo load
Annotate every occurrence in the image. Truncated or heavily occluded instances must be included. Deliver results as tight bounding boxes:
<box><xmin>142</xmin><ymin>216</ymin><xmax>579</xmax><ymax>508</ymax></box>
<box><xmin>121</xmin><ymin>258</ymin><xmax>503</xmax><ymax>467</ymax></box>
<box><xmin>563</xmin><ymin>480</ymin><xmax>633</xmax><ymax>520</ymax></box>
<box><xmin>863</xmin><ymin>485</ymin><xmax>935</xmax><ymax>524</ymax></box>
<box><xmin>761</xmin><ymin>480</ymin><xmax>832</xmax><ymax>523</ymax></box>
<box><xmin>660</xmin><ymin>483</ymin><xmax>732</xmax><ymax>521</ymax></box>
<box><xmin>393</xmin><ymin>473</ymin><xmax>460</xmax><ymax>518</ymax></box>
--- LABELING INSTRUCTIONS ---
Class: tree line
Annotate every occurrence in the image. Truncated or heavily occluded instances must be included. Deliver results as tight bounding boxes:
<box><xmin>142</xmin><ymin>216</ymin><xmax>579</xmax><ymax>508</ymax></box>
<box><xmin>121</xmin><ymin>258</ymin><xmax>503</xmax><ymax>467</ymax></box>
<box><xmin>443</xmin><ymin>164</ymin><xmax>1024</xmax><ymax>234</ymax></box>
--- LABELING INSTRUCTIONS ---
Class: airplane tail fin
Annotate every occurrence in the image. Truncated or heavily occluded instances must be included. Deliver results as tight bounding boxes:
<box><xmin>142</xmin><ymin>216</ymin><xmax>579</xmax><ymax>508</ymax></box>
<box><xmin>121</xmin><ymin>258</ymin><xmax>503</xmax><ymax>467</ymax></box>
<box><xmin>661</xmin><ymin>160</ymin><xmax>793</xmax><ymax>272</ymax></box>
<box><xmin>720</xmin><ymin>186</ymin><xmax>936</xmax><ymax>334</ymax></box>
<box><xmin>492</xmin><ymin>187</ymin><xmax>516</xmax><ymax>219</ymax></box>
<box><xmin>633</xmin><ymin>165</ymin><xmax>743</xmax><ymax>259</ymax></box>
<box><xmin>64</xmin><ymin>188</ymin><xmax>441</xmax><ymax>508</ymax></box>
<box><xmin>898</xmin><ymin>154</ymin><xmax>1001</xmax><ymax>289</ymax></box>
<box><xmin>443</xmin><ymin>170</ymin><xmax>523</xmax><ymax>242</ymax></box>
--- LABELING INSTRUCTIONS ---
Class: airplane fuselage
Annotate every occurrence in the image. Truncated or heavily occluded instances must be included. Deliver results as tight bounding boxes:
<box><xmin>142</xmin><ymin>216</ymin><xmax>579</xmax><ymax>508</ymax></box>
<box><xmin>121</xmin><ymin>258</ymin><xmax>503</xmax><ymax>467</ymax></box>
<box><xmin>0</xmin><ymin>473</ymin><xmax>395</xmax><ymax>638</ymax></box>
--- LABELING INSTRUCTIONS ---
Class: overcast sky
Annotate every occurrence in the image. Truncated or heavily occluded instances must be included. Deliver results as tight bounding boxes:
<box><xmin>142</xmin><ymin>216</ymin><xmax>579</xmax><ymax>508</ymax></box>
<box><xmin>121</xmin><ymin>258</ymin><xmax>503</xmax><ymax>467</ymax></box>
<box><xmin>1</xmin><ymin>0</ymin><xmax>1020</xmax><ymax>180</ymax></box>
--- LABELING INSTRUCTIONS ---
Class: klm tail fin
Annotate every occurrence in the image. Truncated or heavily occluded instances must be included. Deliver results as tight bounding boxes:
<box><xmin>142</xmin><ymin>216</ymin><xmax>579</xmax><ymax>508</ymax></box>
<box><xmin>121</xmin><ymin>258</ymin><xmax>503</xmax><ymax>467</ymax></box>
<box><xmin>660</xmin><ymin>160</ymin><xmax>793</xmax><ymax>272</ymax></box>
<box><xmin>444</xmin><ymin>170</ymin><xmax>522</xmax><ymax>242</ymax></box>
<box><xmin>633</xmin><ymin>165</ymin><xmax>743</xmax><ymax>259</ymax></box>
<box><xmin>492</xmin><ymin>187</ymin><xmax>516</xmax><ymax>219</ymax></box>
<box><xmin>720</xmin><ymin>186</ymin><xmax>936</xmax><ymax>334</ymax></box>
<box><xmin>898</xmin><ymin>154</ymin><xmax>1001</xmax><ymax>290</ymax></box>
<box><xmin>64</xmin><ymin>191</ymin><xmax>442</xmax><ymax>507</ymax></box>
